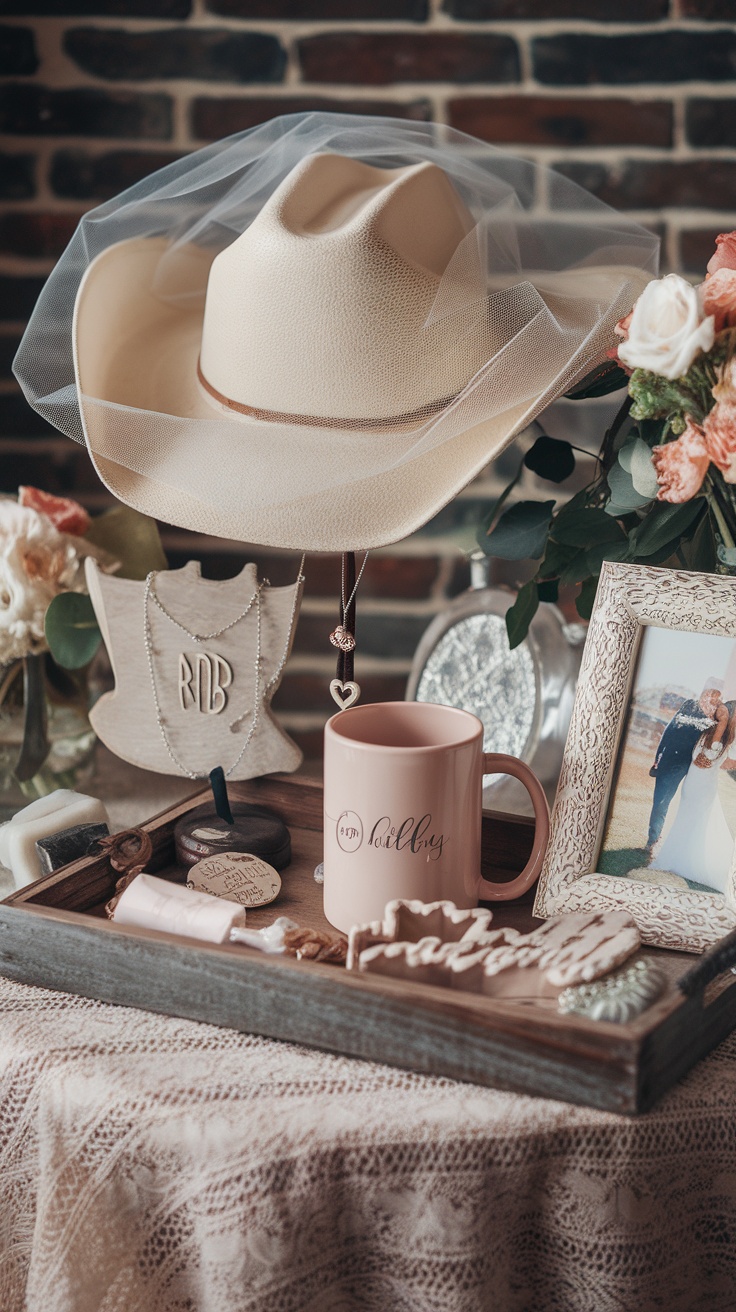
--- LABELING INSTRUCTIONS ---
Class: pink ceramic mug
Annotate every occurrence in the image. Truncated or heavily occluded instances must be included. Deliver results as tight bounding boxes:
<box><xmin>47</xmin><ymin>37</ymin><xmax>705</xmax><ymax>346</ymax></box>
<box><xmin>323</xmin><ymin>701</ymin><xmax>550</xmax><ymax>934</ymax></box>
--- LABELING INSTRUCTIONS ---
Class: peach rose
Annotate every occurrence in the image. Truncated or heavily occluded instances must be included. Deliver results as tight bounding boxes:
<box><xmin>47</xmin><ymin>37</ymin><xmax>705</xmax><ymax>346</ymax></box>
<box><xmin>707</xmin><ymin>231</ymin><xmax>736</xmax><ymax>277</ymax></box>
<box><xmin>704</xmin><ymin>400</ymin><xmax>736</xmax><ymax>483</ymax></box>
<box><xmin>652</xmin><ymin>421</ymin><xmax>710</xmax><ymax>502</ymax></box>
<box><xmin>701</xmin><ymin>268</ymin><xmax>736</xmax><ymax>332</ymax></box>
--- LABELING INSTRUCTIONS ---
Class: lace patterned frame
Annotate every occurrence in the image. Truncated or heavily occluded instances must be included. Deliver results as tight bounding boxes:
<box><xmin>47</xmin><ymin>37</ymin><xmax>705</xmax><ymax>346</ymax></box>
<box><xmin>534</xmin><ymin>561</ymin><xmax>736</xmax><ymax>952</ymax></box>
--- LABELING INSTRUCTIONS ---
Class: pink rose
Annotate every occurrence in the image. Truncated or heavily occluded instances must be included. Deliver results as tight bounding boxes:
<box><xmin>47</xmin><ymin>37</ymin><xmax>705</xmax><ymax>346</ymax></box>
<box><xmin>701</xmin><ymin>268</ymin><xmax>736</xmax><ymax>331</ymax></box>
<box><xmin>652</xmin><ymin>421</ymin><xmax>710</xmax><ymax>502</ymax></box>
<box><xmin>18</xmin><ymin>486</ymin><xmax>90</xmax><ymax>537</ymax></box>
<box><xmin>704</xmin><ymin>400</ymin><xmax>736</xmax><ymax>483</ymax></box>
<box><xmin>707</xmin><ymin>231</ymin><xmax>736</xmax><ymax>277</ymax></box>
<box><xmin>614</xmin><ymin>308</ymin><xmax>634</xmax><ymax>341</ymax></box>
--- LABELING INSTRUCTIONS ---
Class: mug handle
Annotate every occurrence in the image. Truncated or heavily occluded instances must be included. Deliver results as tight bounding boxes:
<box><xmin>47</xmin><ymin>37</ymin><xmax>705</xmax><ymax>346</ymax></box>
<box><xmin>477</xmin><ymin>753</ymin><xmax>550</xmax><ymax>902</ymax></box>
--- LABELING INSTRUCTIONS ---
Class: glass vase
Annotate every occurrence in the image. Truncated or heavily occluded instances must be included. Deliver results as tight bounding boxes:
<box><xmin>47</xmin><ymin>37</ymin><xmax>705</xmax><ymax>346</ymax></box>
<box><xmin>0</xmin><ymin>654</ymin><xmax>96</xmax><ymax>816</ymax></box>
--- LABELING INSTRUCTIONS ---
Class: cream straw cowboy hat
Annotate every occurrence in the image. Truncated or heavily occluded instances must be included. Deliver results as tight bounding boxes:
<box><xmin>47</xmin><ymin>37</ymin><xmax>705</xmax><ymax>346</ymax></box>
<box><xmin>14</xmin><ymin>114</ymin><xmax>658</xmax><ymax>552</ymax></box>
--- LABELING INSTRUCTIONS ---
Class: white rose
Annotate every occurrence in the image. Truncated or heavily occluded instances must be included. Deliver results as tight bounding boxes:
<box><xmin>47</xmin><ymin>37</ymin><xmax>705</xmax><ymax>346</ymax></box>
<box><xmin>618</xmin><ymin>274</ymin><xmax>715</xmax><ymax>380</ymax></box>
<box><xmin>0</xmin><ymin>501</ymin><xmax>86</xmax><ymax>665</ymax></box>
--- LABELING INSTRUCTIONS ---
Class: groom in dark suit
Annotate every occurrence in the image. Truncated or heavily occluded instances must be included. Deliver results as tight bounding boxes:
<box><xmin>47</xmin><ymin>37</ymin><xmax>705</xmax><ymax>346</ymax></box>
<box><xmin>647</xmin><ymin>679</ymin><xmax>724</xmax><ymax>852</ymax></box>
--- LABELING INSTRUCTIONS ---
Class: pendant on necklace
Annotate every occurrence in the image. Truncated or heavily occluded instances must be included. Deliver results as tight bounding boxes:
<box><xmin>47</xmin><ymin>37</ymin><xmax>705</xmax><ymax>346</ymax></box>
<box><xmin>329</xmin><ymin>624</ymin><xmax>356</xmax><ymax>653</ymax></box>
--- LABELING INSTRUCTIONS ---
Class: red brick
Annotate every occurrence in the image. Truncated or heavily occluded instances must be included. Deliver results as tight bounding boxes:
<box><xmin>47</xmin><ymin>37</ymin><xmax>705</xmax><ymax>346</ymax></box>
<box><xmin>50</xmin><ymin>149</ymin><xmax>182</xmax><ymax>200</ymax></box>
<box><xmin>0</xmin><ymin>151</ymin><xmax>35</xmax><ymax>199</ymax></box>
<box><xmin>0</xmin><ymin>211</ymin><xmax>83</xmax><ymax>259</ymax></box>
<box><xmin>0</xmin><ymin>390</ymin><xmax>54</xmax><ymax>437</ymax></box>
<box><xmin>298</xmin><ymin>33</ymin><xmax>519</xmax><ymax>85</ymax></box>
<box><xmin>0</xmin><ymin>0</ymin><xmax>190</xmax><ymax>12</ymax></box>
<box><xmin>0</xmin><ymin>274</ymin><xmax>46</xmax><ymax>321</ymax></box>
<box><xmin>533</xmin><ymin>31</ymin><xmax>736</xmax><ymax>85</ymax></box>
<box><xmin>554</xmin><ymin>159</ymin><xmax>736</xmax><ymax>211</ymax></box>
<box><xmin>207</xmin><ymin>0</ymin><xmax>427</xmax><ymax>15</ymax></box>
<box><xmin>294</xmin><ymin>611</ymin><xmax>432</xmax><ymax>660</ymax></box>
<box><xmin>272</xmin><ymin>671</ymin><xmax>408</xmax><ymax>714</ymax></box>
<box><xmin>449</xmin><ymin>95</ymin><xmax>672</xmax><ymax>148</ymax></box>
<box><xmin>444</xmin><ymin>0</ymin><xmax>666</xmax><ymax>14</ymax></box>
<box><xmin>191</xmin><ymin>95</ymin><xmax>432</xmax><ymax>140</ymax></box>
<box><xmin>680</xmin><ymin>0</ymin><xmax>736</xmax><ymax>15</ymax></box>
<box><xmin>687</xmin><ymin>98</ymin><xmax>736</xmax><ymax>148</ymax></box>
<box><xmin>0</xmin><ymin>85</ymin><xmax>172</xmax><ymax>138</ymax></box>
<box><xmin>0</xmin><ymin>24</ymin><xmax>37</xmax><ymax>75</ymax></box>
<box><xmin>65</xmin><ymin>26</ymin><xmax>286</xmax><ymax>83</ymax></box>
<box><xmin>679</xmin><ymin>229</ymin><xmax>722</xmax><ymax>275</ymax></box>
<box><xmin>0</xmin><ymin>333</ymin><xmax>20</xmax><ymax>381</ymax></box>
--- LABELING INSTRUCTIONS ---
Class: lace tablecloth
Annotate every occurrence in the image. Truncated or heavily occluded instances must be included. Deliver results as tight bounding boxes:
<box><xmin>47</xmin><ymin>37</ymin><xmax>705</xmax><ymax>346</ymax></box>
<box><xmin>1</xmin><ymin>974</ymin><xmax>736</xmax><ymax>1312</ymax></box>
<box><xmin>1</xmin><ymin>755</ymin><xmax>736</xmax><ymax>1311</ymax></box>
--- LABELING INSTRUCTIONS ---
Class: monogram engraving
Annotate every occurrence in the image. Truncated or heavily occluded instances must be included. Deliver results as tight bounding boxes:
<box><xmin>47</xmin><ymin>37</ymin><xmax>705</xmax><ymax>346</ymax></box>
<box><xmin>178</xmin><ymin>651</ymin><xmax>233</xmax><ymax>715</ymax></box>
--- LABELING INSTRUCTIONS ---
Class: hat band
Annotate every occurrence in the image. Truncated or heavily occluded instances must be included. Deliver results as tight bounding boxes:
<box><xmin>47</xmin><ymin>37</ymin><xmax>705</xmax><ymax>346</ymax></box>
<box><xmin>196</xmin><ymin>358</ymin><xmax>454</xmax><ymax>433</ymax></box>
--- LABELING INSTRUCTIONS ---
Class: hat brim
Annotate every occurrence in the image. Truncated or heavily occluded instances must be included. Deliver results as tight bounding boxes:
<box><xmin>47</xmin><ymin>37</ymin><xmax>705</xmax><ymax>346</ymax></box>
<box><xmin>73</xmin><ymin>236</ymin><xmax>610</xmax><ymax>551</ymax></box>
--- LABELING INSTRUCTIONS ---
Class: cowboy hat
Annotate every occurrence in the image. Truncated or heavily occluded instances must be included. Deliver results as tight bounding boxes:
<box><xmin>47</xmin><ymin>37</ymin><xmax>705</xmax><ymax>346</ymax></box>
<box><xmin>15</xmin><ymin>113</ymin><xmax>658</xmax><ymax>551</ymax></box>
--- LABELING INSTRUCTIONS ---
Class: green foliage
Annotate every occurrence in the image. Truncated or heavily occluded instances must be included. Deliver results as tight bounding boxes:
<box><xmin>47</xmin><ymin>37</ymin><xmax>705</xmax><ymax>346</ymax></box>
<box><xmin>552</xmin><ymin>507</ymin><xmax>626</xmax><ymax>549</ymax></box>
<box><xmin>505</xmin><ymin>580</ymin><xmax>539</xmax><ymax>650</ymax></box>
<box><xmin>479</xmin><ymin>499</ymin><xmax>555</xmax><ymax>561</ymax></box>
<box><xmin>45</xmin><ymin>593</ymin><xmax>101</xmax><ymax>670</ymax></box>
<box><xmin>575</xmin><ymin>577</ymin><xmax>599</xmax><ymax>620</ymax></box>
<box><xmin>523</xmin><ymin>435</ymin><xmax>575</xmax><ymax>483</ymax></box>
<box><xmin>475</xmin><ymin>329</ymin><xmax>736</xmax><ymax>649</ymax></box>
<box><xmin>85</xmin><ymin>505</ymin><xmax>167</xmax><ymax>580</ymax></box>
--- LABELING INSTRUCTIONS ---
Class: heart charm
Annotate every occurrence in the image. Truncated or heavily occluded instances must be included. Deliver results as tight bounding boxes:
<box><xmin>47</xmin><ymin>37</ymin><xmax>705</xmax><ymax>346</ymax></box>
<box><xmin>330</xmin><ymin>678</ymin><xmax>361</xmax><ymax>710</ymax></box>
<box><xmin>329</xmin><ymin>625</ymin><xmax>356</xmax><ymax>653</ymax></box>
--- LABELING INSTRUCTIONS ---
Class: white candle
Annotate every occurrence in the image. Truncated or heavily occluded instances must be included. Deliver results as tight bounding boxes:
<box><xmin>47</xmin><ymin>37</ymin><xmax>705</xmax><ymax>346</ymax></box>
<box><xmin>0</xmin><ymin>790</ymin><xmax>111</xmax><ymax>890</ymax></box>
<box><xmin>113</xmin><ymin>873</ymin><xmax>246</xmax><ymax>943</ymax></box>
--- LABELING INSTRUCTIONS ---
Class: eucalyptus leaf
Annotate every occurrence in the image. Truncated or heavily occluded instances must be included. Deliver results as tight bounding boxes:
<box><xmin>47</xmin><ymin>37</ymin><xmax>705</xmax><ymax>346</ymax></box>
<box><xmin>523</xmin><ymin>435</ymin><xmax>575</xmax><ymax>484</ymax></box>
<box><xmin>718</xmin><ymin>544</ymin><xmax>736</xmax><ymax>567</ymax></box>
<box><xmin>85</xmin><ymin>505</ymin><xmax>167</xmax><ymax>581</ymax></box>
<box><xmin>575</xmin><ymin>576</ymin><xmax>599</xmax><ymax>621</ymax></box>
<box><xmin>45</xmin><ymin>593</ymin><xmax>102</xmax><ymax>669</ymax></box>
<box><xmin>538</xmin><ymin>538</ymin><xmax>577</xmax><ymax>579</ymax></box>
<box><xmin>629</xmin><ymin>498</ymin><xmax>704</xmax><ymax>558</ymax></box>
<box><xmin>683</xmin><ymin>512</ymin><xmax>717</xmax><ymax>573</ymax></box>
<box><xmin>605</xmin><ymin>459</ymin><xmax>652</xmax><ymax>514</ymax></box>
<box><xmin>628</xmin><ymin>438</ymin><xmax>660</xmax><ymax>499</ymax></box>
<box><xmin>476</xmin><ymin>467</ymin><xmax>522</xmax><ymax>547</ymax></box>
<box><xmin>505</xmin><ymin>580</ymin><xmax>539</xmax><ymax>650</ymax></box>
<box><xmin>552</xmin><ymin>507</ymin><xmax>626</xmax><ymax>549</ymax></box>
<box><xmin>481</xmin><ymin>499</ymin><xmax>555</xmax><ymax>561</ymax></box>
<box><xmin>559</xmin><ymin>539</ymin><xmax>629</xmax><ymax>586</ymax></box>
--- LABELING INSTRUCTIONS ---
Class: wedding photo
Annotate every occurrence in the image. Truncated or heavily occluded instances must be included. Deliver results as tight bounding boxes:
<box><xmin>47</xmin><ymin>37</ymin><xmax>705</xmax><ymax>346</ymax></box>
<box><xmin>598</xmin><ymin>628</ymin><xmax>736</xmax><ymax>897</ymax></box>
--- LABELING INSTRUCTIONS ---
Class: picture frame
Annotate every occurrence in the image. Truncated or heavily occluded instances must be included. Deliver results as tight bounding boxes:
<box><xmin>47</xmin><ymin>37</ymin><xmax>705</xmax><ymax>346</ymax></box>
<box><xmin>534</xmin><ymin>561</ymin><xmax>736</xmax><ymax>952</ymax></box>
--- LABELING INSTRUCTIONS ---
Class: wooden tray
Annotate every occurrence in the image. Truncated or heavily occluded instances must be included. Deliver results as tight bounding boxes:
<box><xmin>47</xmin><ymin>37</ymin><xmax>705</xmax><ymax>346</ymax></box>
<box><xmin>0</xmin><ymin>772</ymin><xmax>734</xmax><ymax>1115</ymax></box>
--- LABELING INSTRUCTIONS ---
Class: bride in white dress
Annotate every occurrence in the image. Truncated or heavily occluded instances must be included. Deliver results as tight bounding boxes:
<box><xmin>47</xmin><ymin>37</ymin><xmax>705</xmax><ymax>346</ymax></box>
<box><xmin>652</xmin><ymin>702</ymin><xmax>736</xmax><ymax>895</ymax></box>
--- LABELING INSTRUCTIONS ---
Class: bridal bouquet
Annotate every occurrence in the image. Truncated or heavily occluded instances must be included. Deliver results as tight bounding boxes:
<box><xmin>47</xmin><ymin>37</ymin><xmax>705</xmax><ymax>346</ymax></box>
<box><xmin>0</xmin><ymin>487</ymin><xmax>165</xmax><ymax>790</ymax></box>
<box><xmin>479</xmin><ymin>232</ymin><xmax>736</xmax><ymax>647</ymax></box>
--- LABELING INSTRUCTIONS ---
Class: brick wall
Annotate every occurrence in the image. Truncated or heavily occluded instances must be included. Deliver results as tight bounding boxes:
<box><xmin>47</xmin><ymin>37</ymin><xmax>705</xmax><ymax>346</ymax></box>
<box><xmin>2</xmin><ymin>0</ymin><xmax>735</xmax><ymax>755</ymax></box>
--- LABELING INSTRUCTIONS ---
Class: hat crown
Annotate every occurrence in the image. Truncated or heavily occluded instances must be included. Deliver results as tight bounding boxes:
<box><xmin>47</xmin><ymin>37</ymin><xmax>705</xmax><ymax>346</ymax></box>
<box><xmin>199</xmin><ymin>153</ymin><xmax>480</xmax><ymax>423</ymax></box>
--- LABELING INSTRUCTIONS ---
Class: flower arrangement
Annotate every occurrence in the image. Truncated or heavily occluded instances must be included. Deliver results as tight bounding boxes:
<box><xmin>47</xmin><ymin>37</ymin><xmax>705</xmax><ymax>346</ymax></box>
<box><xmin>0</xmin><ymin>488</ymin><xmax>165</xmax><ymax>791</ymax></box>
<box><xmin>479</xmin><ymin>233</ymin><xmax>736</xmax><ymax>647</ymax></box>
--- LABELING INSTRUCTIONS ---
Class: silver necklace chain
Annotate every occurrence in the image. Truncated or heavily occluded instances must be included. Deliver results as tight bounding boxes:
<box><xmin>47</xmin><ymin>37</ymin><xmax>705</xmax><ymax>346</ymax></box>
<box><xmin>147</xmin><ymin>575</ymin><xmax>261</xmax><ymax>643</ymax></box>
<box><xmin>143</xmin><ymin>558</ymin><xmax>305</xmax><ymax>781</ymax></box>
<box><xmin>342</xmin><ymin>551</ymin><xmax>369</xmax><ymax>617</ymax></box>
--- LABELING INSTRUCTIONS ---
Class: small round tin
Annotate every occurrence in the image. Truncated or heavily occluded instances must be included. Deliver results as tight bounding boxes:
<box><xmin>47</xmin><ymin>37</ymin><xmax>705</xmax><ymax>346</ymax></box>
<box><xmin>174</xmin><ymin>802</ymin><xmax>291</xmax><ymax>871</ymax></box>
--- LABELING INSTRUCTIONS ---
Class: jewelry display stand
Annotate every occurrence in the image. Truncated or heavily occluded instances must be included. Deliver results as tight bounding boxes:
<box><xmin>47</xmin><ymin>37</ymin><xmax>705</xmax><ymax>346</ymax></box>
<box><xmin>86</xmin><ymin>559</ymin><xmax>303</xmax><ymax>780</ymax></box>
